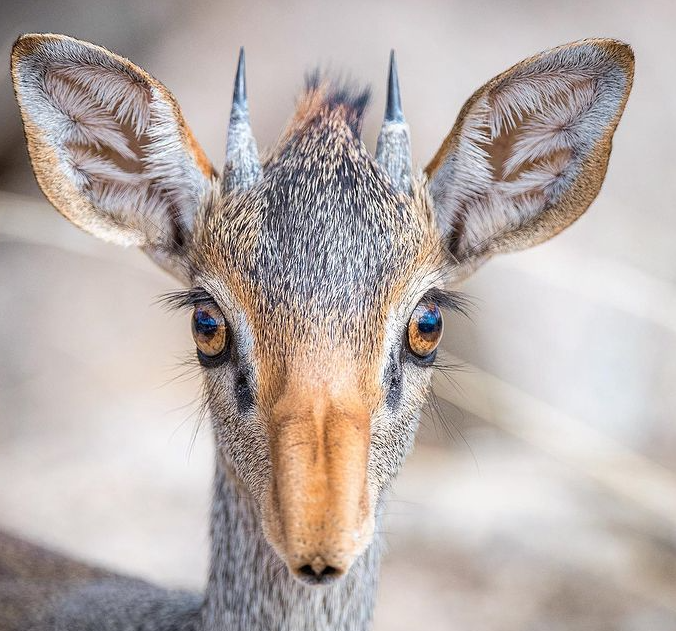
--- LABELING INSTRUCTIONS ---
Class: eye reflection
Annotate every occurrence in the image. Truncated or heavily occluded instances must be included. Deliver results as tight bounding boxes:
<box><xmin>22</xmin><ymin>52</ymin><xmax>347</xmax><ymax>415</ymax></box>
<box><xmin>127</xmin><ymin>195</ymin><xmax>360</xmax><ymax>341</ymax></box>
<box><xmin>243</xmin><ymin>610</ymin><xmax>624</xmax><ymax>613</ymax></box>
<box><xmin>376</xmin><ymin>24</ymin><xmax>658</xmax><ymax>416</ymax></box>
<box><xmin>407</xmin><ymin>303</ymin><xmax>443</xmax><ymax>359</ymax></box>
<box><xmin>192</xmin><ymin>304</ymin><xmax>228</xmax><ymax>357</ymax></box>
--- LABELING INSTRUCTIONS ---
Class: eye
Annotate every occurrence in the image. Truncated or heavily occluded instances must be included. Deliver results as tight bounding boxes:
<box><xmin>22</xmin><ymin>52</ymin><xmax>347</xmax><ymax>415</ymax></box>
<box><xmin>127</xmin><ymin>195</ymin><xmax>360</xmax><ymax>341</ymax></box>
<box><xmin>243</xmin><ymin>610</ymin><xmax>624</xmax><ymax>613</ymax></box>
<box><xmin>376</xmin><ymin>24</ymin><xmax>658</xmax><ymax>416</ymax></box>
<box><xmin>407</xmin><ymin>303</ymin><xmax>443</xmax><ymax>359</ymax></box>
<box><xmin>191</xmin><ymin>304</ymin><xmax>228</xmax><ymax>358</ymax></box>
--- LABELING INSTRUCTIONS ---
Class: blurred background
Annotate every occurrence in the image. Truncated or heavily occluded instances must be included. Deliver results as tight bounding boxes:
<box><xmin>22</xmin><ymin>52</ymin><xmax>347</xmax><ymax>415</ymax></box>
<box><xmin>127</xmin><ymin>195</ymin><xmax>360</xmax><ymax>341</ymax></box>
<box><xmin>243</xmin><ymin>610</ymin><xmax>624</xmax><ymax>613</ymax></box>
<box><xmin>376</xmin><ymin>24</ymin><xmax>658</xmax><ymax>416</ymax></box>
<box><xmin>1</xmin><ymin>0</ymin><xmax>675</xmax><ymax>629</ymax></box>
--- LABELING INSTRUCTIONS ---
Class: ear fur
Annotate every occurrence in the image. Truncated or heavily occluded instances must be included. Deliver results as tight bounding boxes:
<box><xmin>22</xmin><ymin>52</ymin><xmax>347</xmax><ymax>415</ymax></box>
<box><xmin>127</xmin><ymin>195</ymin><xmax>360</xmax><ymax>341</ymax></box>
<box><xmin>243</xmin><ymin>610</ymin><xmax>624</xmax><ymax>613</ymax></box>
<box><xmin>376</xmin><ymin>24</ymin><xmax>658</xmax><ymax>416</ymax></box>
<box><xmin>11</xmin><ymin>33</ymin><xmax>216</xmax><ymax>280</ymax></box>
<box><xmin>426</xmin><ymin>39</ymin><xmax>634</xmax><ymax>280</ymax></box>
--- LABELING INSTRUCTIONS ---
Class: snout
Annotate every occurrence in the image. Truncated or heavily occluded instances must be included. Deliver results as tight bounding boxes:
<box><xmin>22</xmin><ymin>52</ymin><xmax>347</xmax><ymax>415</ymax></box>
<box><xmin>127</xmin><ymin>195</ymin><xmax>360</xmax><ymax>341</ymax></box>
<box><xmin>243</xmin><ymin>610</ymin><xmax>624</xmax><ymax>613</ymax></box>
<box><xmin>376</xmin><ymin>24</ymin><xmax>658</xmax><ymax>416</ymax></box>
<box><xmin>266</xmin><ymin>380</ymin><xmax>373</xmax><ymax>586</ymax></box>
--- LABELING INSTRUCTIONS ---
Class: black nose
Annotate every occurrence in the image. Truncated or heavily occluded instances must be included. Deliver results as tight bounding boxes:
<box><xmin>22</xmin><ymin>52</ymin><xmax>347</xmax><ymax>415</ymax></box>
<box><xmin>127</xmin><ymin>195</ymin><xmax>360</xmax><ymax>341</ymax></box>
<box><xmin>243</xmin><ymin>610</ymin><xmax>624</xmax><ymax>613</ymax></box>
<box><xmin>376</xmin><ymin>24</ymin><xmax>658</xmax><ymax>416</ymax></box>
<box><xmin>294</xmin><ymin>557</ymin><xmax>342</xmax><ymax>585</ymax></box>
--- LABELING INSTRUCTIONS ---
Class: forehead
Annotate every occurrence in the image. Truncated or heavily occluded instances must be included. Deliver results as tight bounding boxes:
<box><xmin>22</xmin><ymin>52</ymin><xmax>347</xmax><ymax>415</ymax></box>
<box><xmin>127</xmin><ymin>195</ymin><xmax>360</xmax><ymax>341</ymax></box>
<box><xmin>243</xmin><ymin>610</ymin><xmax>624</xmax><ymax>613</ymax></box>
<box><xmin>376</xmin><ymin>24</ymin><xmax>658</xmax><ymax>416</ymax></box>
<box><xmin>193</xmin><ymin>85</ymin><xmax>439</xmax><ymax>345</ymax></box>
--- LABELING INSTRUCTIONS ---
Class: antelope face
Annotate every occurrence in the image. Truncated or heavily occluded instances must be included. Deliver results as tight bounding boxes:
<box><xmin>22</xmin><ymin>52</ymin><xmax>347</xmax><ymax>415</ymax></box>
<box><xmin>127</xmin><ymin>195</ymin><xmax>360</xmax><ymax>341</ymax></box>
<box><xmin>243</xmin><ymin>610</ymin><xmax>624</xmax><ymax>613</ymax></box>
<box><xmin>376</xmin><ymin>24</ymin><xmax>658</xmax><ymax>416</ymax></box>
<box><xmin>183</xmin><ymin>90</ymin><xmax>451</xmax><ymax>582</ymax></box>
<box><xmin>12</xmin><ymin>35</ymin><xmax>633</xmax><ymax>585</ymax></box>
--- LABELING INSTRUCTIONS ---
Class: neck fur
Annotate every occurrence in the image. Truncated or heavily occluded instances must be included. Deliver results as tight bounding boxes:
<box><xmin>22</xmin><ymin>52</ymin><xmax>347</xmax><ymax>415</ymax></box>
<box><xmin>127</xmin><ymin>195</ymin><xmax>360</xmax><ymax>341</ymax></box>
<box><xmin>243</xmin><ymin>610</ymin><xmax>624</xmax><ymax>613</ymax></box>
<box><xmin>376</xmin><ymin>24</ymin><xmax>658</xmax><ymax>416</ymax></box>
<box><xmin>200</xmin><ymin>459</ymin><xmax>382</xmax><ymax>631</ymax></box>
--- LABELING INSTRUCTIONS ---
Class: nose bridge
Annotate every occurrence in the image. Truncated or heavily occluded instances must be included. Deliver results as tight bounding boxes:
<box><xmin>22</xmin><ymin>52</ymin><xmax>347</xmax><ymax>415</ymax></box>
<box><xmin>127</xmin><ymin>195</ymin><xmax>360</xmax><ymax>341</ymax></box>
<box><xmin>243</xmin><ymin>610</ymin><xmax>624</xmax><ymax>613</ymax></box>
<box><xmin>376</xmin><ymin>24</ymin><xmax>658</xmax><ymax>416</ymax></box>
<box><xmin>270</xmin><ymin>364</ymin><xmax>372</xmax><ymax>576</ymax></box>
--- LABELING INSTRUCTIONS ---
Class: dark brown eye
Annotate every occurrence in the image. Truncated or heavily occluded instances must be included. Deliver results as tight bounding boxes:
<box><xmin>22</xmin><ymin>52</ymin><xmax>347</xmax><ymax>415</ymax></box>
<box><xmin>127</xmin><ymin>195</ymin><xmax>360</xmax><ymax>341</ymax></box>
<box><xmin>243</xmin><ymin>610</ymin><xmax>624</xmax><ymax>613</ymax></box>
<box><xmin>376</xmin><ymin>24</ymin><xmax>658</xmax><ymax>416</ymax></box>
<box><xmin>407</xmin><ymin>303</ymin><xmax>443</xmax><ymax>359</ymax></box>
<box><xmin>191</xmin><ymin>304</ymin><xmax>228</xmax><ymax>357</ymax></box>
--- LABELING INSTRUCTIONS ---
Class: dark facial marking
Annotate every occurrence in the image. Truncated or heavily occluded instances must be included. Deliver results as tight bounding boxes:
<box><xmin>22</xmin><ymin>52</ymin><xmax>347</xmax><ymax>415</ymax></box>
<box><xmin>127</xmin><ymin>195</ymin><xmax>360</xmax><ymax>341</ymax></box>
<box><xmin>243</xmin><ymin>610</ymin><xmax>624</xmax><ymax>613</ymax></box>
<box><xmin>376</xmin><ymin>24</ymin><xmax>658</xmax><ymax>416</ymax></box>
<box><xmin>385</xmin><ymin>354</ymin><xmax>403</xmax><ymax>408</ymax></box>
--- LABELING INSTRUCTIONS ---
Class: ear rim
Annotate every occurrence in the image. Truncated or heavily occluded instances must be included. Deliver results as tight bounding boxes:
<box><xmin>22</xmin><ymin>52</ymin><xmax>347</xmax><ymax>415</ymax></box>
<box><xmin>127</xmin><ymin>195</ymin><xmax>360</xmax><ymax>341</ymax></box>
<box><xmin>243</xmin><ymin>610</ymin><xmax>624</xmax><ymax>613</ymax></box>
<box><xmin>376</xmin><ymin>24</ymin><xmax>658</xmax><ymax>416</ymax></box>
<box><xmin>425</xmin><ymin>38</ymin><xmax>635</xmax><ymax>276</ymax></box>
<box><xmin>11</xmin><ymin>32</ymin><xmax>216</xmax><ymax>249</ymax></box>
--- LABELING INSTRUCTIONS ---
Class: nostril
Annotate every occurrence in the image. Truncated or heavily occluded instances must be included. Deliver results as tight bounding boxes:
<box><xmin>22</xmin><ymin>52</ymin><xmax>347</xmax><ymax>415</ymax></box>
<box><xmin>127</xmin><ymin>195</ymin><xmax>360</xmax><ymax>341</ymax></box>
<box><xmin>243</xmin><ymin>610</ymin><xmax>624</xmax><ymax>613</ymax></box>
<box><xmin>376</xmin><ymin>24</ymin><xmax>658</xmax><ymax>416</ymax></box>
<box><xmin>298</xmin><ymin>564</ymin><xmax>338</xmax><ymax>577</ymax></box>
<box><xmin>298</xmin><ymin>564</ymin><xmax>317</xmax><ymax>577</ymax></box>
<box><xmin>295</xmin><ymin>559</ymin><xmax>342</xmax><ymax>584</ymax></box>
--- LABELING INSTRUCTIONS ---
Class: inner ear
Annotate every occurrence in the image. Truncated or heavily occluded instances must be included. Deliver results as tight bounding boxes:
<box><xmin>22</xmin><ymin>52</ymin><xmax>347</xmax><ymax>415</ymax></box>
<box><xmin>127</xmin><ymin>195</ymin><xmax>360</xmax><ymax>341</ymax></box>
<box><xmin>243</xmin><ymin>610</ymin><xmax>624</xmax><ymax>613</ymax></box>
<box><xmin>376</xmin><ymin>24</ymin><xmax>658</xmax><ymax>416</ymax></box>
<box><xmin>484</xmin><ymin>113</ymin><xmax>571</xmax><ymax>186</ymax></box>
<box><xmin>477</xmin><ymin>76</ymin><xmax>599</xmax><ymax>218</ymax></box>
<box><xmin>490</xmin><ymin>80</ymin><xmax>595</xmax><ymax>182</ymax></box>
<box><xmin>43</xmin><ymin>62</ymin><xmax>191</xmax><ymax>249</ymax></box>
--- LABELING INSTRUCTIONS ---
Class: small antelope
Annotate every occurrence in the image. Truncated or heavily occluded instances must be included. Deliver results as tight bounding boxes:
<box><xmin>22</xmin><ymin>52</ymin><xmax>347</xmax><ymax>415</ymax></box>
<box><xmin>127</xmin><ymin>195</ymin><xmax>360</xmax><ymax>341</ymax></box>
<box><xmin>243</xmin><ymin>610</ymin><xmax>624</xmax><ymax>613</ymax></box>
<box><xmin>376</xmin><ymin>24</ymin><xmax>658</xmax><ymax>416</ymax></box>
<box><xmin>2</xmin><ymin>34</ymin><xmax>633</xmax><ymax>631</ymax></box>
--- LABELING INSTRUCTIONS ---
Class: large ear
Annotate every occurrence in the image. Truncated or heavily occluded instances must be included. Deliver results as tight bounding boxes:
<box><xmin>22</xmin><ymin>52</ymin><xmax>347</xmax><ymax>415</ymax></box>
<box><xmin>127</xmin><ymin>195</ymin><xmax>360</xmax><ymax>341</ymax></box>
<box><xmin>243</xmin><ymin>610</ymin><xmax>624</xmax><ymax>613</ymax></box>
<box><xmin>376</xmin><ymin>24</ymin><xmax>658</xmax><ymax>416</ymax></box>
<box><xmin>11</xmin><ymin>33</ymin><xmax>217</xmax><ymax>282</ymax></box>
<box><xmin>426</xmin><ymin>39</ymin><xmax>634</xmax><ymax>281</ymax></box>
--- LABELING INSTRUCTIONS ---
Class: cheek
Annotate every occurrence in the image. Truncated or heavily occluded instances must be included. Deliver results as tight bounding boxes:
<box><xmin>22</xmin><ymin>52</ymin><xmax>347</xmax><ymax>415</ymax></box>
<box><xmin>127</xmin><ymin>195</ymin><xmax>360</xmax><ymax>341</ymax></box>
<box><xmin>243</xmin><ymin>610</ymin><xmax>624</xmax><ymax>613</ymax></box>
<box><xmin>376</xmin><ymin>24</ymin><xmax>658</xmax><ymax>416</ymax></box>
<box><xmin>375</xmin><ymin>359</ymin><xmax>434</xmax><ymax>431</ymax></box>
<box><xmin>401</xmin><ymin>362</ymin><xmax>435</xmax><ymax>409</ymax></box>
<box><xmin>204</xmin><ymin>370</ymin><xmax>271</xmax><ymax>501</ymax></box>
<box><xmin>367</xmin><ymin>364</ymin><xmax>433</xmax><ymax>492</ymax></box>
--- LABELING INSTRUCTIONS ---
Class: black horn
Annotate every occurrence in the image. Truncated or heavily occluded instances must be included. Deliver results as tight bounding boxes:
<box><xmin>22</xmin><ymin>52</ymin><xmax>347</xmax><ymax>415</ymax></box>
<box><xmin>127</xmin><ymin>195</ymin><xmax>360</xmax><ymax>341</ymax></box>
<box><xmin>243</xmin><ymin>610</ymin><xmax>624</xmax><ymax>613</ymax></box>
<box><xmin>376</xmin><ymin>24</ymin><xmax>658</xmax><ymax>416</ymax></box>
<box><xmin>223</xmin><ymin>47</ymin><xmax>262</xmax><ymax>192</ymax></box>
<box><xmin>375</xmin><ymin>50</ymin><xmax>412</xmax><ymax>193</ymax></box>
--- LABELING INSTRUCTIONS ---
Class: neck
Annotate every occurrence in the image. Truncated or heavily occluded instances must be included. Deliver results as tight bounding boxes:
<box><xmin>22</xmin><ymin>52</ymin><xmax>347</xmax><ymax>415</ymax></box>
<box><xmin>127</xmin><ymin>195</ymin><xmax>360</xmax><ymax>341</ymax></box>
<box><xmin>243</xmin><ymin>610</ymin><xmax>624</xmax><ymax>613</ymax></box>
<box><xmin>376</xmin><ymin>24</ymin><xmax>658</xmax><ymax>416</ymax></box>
<box><xmin>200</xmin><ymin>459</ymin><xmax>382</xmax><ymax>631</ymax></box>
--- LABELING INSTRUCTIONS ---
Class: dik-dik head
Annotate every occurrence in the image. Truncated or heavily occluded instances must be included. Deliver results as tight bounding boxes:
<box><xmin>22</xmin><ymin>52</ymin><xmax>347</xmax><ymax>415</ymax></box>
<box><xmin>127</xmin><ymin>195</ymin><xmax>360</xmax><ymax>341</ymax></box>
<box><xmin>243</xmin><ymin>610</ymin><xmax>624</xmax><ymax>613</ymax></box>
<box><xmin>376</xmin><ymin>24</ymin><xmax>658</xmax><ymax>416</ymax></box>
<box><xmin>12</xmin><ymin>34</ymin><xmax>633</xmax><ymax>585</ymax></box>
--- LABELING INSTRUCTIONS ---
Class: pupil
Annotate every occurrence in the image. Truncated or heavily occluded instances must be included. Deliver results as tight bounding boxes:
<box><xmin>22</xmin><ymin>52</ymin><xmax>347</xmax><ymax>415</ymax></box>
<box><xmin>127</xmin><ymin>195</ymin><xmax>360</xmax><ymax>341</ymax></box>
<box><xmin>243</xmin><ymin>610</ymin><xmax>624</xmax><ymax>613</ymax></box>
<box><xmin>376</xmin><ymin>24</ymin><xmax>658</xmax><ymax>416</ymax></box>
<box><xmin>418</xmin><ymin>309</ymin><xmax>440</xmax><ymax>335</ymax></box>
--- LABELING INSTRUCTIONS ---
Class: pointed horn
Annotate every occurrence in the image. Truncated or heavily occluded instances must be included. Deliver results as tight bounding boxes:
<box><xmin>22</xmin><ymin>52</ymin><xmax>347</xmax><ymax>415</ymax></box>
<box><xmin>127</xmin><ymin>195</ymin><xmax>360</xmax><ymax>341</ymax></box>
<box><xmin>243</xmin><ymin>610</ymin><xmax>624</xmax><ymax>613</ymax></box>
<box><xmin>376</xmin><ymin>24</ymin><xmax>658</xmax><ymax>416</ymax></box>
<box><xmin>385</xmin><ymin>49</ymin><xmax>404</xmax><ymax>123</ymax></box>
<box><xmin>375</xmin><ymin>50</ymin><xmax>412</xmax><ymax>193</ymax></box>
<box><xmin>223</xmin><ymin>47</ymin><xmax>262</xmax><ymax>192</ymax></box>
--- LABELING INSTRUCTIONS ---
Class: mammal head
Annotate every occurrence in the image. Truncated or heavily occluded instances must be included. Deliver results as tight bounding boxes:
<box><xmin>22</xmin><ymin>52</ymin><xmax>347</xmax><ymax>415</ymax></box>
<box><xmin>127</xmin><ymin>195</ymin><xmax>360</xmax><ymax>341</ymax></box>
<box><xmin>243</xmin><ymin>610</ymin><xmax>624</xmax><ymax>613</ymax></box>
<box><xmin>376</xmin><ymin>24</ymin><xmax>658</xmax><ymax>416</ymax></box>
<box><xmin>11</xmin><ymin>34</ymin><xmax>633</xmax><ymax>584</ymax></box>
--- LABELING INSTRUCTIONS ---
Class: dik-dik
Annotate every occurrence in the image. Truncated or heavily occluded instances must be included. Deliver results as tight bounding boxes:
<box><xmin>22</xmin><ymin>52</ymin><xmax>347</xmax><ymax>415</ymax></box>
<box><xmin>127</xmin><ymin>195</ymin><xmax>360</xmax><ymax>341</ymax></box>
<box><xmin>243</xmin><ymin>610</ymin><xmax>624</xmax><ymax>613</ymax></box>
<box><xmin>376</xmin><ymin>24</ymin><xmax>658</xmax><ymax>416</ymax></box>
<box><xmin>1</xmin><ymin>34</ymin><xmax>633</xmax><ymax>631</ymax></box>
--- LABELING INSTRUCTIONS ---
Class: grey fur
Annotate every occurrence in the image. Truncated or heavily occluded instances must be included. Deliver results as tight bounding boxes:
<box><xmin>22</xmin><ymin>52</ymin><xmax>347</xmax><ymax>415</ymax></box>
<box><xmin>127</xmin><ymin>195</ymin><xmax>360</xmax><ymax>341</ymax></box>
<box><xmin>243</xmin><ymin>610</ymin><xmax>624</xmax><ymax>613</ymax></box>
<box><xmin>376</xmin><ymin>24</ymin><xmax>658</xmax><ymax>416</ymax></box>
<box><xmin>200</xmin><ymin>460</ymin><xmax>381</xmax><ymax>631</ymax></box>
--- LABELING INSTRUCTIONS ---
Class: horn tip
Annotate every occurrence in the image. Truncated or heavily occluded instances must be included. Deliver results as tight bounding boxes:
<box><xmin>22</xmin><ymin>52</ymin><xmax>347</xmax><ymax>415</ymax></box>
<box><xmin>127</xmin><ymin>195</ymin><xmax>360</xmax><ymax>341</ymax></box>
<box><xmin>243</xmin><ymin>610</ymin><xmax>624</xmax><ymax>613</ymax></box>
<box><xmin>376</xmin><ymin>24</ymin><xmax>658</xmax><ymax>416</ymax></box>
<box><xmin>385</xmin><ymin>49</ymin><xmax>404</xmax><ymax>123</ymax></box>
<box><xmin>233</xmin><ymin>46</ymin><xmax>247</xmax><ymax>109</ymax></box>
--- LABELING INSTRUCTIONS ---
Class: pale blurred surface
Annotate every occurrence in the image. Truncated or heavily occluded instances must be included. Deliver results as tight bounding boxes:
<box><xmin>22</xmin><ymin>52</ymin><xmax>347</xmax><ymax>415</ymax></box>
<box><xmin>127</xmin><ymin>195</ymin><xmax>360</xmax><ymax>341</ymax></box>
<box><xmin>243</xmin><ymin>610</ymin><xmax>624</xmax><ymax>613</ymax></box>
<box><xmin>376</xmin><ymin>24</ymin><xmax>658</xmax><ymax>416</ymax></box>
<box><xmin>1</xmin><ymin>1</ymin><xmax>676</xmax><ymax>629</ymax></box>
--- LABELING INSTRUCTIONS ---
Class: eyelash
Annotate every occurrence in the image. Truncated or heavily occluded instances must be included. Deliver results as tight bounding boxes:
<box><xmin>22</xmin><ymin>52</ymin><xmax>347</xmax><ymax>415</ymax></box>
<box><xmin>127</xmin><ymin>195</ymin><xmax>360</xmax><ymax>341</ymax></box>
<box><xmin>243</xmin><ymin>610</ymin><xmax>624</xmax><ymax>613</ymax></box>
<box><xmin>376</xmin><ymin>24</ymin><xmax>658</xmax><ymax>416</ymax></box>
<box><xmin>160</xmin><ymin>288</ymin><xmax>471</xmax><ymax>313</ymax></box>
<box><xmin>418</xmin><ymin>288</ymin><xmax>471</xmax><ymax>316</ymax></box>
<box><xmin>162</xmin><ymin>287</ymin><xmax>470</xmax><ymax>371</ymax></box>
<box><xmin>159</xmin><ymin>287</ymin><xmax>216</xmax><ymax>311</ymax></box>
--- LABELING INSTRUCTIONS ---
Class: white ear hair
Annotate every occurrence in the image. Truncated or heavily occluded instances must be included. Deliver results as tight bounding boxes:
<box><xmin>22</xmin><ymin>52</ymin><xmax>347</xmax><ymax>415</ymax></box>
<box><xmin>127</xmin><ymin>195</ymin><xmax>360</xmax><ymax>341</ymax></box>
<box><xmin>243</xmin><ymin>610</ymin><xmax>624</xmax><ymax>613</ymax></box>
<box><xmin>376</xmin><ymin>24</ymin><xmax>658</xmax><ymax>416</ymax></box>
<box><xmin>11</xmin><ymin>33</ymin><xmax>216</xmax><ymax>280</ymax></box>
<box><xmin>426</xmin><ymin>39</ymin><xmax>634</xmax><ymax>281</ymax></box>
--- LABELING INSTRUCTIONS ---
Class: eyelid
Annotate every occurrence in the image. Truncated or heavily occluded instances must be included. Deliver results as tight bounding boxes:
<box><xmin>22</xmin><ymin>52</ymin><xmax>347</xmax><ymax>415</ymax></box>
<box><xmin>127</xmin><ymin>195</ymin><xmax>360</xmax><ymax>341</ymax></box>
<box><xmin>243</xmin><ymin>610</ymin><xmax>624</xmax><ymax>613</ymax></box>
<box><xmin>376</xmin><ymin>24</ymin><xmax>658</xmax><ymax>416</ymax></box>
<box><xmin>196</xmin><ymin>296</ymin><xmax>220</xmax><ymax>311</ymax></box>
<box><xmin>192</xmin><ymin>289</ymin><xmax>220</xmax><ymax>309</ymax></box>
<box><xmin>188</xmin><ymin>289</ymin><xmax>233</xmax><ymax>326</ymax></box>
